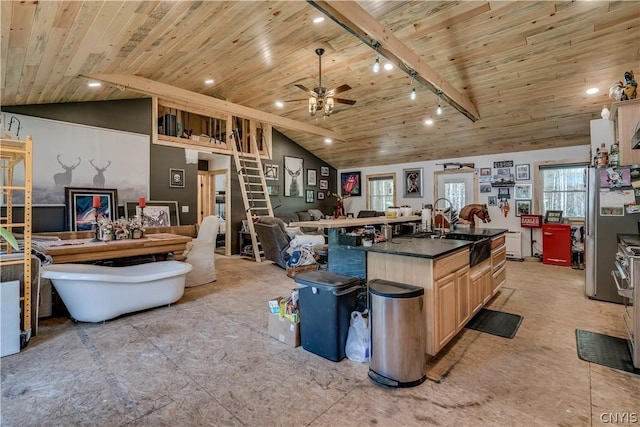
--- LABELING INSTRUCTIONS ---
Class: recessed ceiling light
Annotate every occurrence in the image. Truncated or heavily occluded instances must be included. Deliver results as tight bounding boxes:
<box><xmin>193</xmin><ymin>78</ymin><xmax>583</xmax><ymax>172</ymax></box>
<box><xmin>87</xmin><ymin>82</ymin><xmax>101</xmax><ymax>88</ymax></box>
<box><xmin>313</xmin><ymin>17</ymin><xmax>325</xmax><ymax>23</ymax></box>
<box><xmin>384</xmin><ymin>63</ymin><xmax>393</xmax><ymax>71</ymax></box>
<box><xmin>424</xmin><ymin>119</ymin><xmax>434</xmax><ymax>126</ymax></box>
<box><xmin>275</xmin><ymin>101</ymin><xmax>284</xmax><ymax>108</ymax></box>
<box><xmin>324</xmin><ymin>138</ymin><xmax>332</xmax><ymax>144</ymax></box>
<box><xmin>586</xmin><ymin>87</ymin><xmax>599</xmax><ymax>95</ymax></box>
<box><xmin>204</xmin><ymin>78</ymin><xmax>214</xmax><ymax>84</ymax></box>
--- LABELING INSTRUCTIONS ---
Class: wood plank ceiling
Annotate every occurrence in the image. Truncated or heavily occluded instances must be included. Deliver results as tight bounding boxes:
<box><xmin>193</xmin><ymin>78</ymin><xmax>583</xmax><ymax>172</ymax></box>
<box><xmin>2</xmin><ymin>1</ymin><xmax>638</xmax><ymax>169</ymax></box>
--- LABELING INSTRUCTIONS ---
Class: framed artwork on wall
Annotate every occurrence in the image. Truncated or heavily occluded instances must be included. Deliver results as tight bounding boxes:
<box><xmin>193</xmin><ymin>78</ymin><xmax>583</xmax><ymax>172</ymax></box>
<box><xmin>516</xmin><ymin>200</ymin><xmax>531</xmax><ymax>216</ymax></box>
<box><xmin>341</xmin><ymin>171</ymin><xmax>361</xmax><ymax>196</ymax></box>
<box><xmin>307</xmin><ymin>169</ymin><xmax>317</xmax><ymax>186</ymax></box>
<box><xmin>169</xmin><ymin>168</ymin><xmax>185</xmax><ymax>188</ymax></box>
<box><xmin>264</xmin><ymin>164</ymin><xmax>278</xmax><ymax>180</ymax></box>
<box><xmin>319</xmin><ymin>179</ymin><xmax>328</xmax><ymax>190</ymax></box>
<box><xmin>306</xmin><ymin>190</ymin><xmax>314</xmax><ymax>203</ymax></box>
<box><xmin>125</xmin><ymin>200</ymin><xmax>180</xmax><ymax>226</ymax></box>
<box><xmin>267</xmin><ymin>184</ymin><xmax>279</xmax><ymax>196</ymax></box>
<box><xmin>403</xmin><ymin>167</ymin><xmax>423</xmax><ymax>197</ymax></box>
<box><xmin>317</xmin><ymin>191</ymin><xmax>325</xmax><ymax>200</ymax></box>
<box><xmin>480</xmin><ymin>168</ymin><xmax>492</xmax><ymax>176</ymax></box>
<box><xmin>488</xmin><ymin>196</ymin><xmax>497</xmax><ymax>206</ymax></box>
<box><xmin>65</xmin><ymin>187</ymin><xmax>118</xmax><ymax>231</ymax></box>
<box><xmin>514</xmin><ymin>184</ymin><xmax>532</xmax><ymax>199</ymax></box>
<box><xmin>284</xmin><ymin>156</ymin><xmax>304</xmax><ymax>197</ymax></box>
<box><xmin>515</xmin><ymin>164</ymin><xmax>530</xmax><ymax>181</ymax></box>
<box><xmin>321</xmin><ymin>166</ymin><xmax>330</xmax><ymax>177</ymax></box>
<box><xmin>480</xmin><ymin>184</ymin><xmax>492</xmax><ymax>193</ymax></box>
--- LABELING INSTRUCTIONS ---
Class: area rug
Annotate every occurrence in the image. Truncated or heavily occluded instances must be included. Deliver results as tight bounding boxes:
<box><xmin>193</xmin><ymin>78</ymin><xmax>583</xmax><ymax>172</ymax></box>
<box><xmin>464</xmin><ymin>308</ymin><xmax>523</xmax><ymax>339</ymax></box>
<box><xmin>575</xmin><ymin>329</ymin><xmax>640</xmax><ymax>375</ymax></box>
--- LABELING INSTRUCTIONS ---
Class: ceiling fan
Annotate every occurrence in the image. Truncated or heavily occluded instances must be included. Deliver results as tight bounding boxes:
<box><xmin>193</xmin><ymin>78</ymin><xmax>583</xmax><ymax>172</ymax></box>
<box><xmin>292</xmin><ymin>48</ymin><xmax>356</xmax><ymax>117</ymax></box>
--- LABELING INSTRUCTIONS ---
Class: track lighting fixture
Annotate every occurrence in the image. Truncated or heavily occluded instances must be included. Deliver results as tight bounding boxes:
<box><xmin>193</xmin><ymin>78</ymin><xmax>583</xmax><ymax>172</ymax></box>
<box><xmin>372</xmin><ymin>42</ymin><xmax>381</xmax><ymax>73</ymax></box>
<box><xmin>436</xmin><ymin>91</ymin><xmax>443</xmax><ymax>115</ymax></box>
<box><xmin>409</xmin><ymin>71</ymin><xmax>417</xmax><ymax>100</ymax></box>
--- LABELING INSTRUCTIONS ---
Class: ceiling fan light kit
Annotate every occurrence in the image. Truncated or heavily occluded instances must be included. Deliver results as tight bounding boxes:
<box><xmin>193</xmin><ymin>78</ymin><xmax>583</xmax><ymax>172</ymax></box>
<box><xmin>296</xmin><ymin>48</ymin><xmax>356</xmax><ymax>117</ymax></box>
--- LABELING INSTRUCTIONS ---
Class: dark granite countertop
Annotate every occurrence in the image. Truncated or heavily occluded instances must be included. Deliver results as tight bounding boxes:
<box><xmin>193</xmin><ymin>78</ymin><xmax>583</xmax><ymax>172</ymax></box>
<box><xmin>348</xmin><ymin>237</ymin><xmax>472</xmax><ymax>259</ymax></box>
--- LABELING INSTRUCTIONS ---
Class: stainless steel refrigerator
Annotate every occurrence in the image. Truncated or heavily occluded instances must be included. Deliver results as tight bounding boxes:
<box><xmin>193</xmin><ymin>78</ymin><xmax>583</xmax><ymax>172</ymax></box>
<box><xmin>585</xmin><ymin>166</ymin><xmax>639</xmax><ymax>303</ymax></box>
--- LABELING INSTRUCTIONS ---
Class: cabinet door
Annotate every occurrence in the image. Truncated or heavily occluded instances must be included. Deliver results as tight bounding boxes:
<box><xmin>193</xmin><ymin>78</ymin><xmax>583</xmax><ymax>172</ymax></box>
<box><xmin>435</xmin><ymin>272</ymin><xmax>457</xmax><ymax>350</ymax></box>
<box><xmin>616</xmin><ymin>100</ymin><xmax>640</xmax><ymax>166</ymax></box>
<box><xmin>470</xmin><ymin>271</ymin><xmax>483</xmax><ymax>315</ymax></box>
<box><xmin>456</xmin><ymin>267</ymin><xmax>471</xmax><ymax>330</ymax></box>
<box><xmin>482</xmin><ymin>266</ymin><xmax>493</xmax><ymax>304</ymax></box>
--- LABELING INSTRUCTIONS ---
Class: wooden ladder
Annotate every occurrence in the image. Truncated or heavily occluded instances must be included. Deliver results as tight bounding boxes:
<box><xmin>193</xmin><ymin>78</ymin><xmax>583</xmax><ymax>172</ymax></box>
<box><xmin>230</xmin><ymin>128</ymin><xmax>273</xmax><ymax>262</ymax></box>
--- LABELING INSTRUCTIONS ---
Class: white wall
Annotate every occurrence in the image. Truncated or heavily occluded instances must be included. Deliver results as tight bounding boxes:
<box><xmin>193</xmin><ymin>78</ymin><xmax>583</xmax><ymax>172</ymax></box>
<box><xmin>338</xmin><ymin>145</ymin><xmax>590</xmax><ymax>257</ymax></box>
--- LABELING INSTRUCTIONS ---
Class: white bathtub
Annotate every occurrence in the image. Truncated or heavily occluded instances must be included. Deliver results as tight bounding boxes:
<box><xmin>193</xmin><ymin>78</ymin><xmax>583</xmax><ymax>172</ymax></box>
<box><xmin>41</xmin><ymin>261</ymin><xmax>193</xmax><ymax>323</ymax></box>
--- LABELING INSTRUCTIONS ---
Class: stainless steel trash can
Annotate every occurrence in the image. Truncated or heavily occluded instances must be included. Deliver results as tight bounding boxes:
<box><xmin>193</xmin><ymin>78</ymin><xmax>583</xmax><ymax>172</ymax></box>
<box><xmin>368</xmin><ymin>279</ymin><xmax>426</xmax><ymax>387</ymax></box>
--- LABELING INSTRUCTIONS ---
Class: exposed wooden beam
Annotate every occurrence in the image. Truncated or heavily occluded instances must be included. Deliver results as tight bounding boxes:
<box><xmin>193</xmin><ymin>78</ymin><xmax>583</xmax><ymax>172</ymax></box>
<box><xmin>309</xmin><ymin>1</ymin><xmax>480</xmax><ymax>122</ymax></box>
<box><xmin>80</xmin><ymin>73</ymin><xmax>345</xmax><ymax>141</ymax></box>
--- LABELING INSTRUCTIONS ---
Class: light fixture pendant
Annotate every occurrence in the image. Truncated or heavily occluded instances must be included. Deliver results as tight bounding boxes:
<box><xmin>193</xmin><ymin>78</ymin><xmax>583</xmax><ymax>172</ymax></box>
<box><xmin>436</xmin><ymin>105</ymin><xmax>443</xmax><ymax>116</ymax></box>
<box><xmin>372</xmin><ymin>57</ymin><xmax>380</xmax><ymax>73</ymax></box>
<box><xmin>410</xmin><ymin>88</ymin><xmax>417</xmax><ymax>101</ymax></box>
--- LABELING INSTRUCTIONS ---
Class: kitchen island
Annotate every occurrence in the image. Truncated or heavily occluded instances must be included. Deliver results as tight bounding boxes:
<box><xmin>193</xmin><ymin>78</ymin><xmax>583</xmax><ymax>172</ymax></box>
<box><xmin>292</xmin><ymin>216</ymin><xmax>508</xmax><ymax>356</ymax></box>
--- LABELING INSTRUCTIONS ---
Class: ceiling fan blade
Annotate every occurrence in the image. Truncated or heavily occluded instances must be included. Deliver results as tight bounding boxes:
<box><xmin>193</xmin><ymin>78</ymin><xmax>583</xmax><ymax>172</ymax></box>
<box><xmin>335</xmin><ymin>98</ymin><xmax>356</xmax><ymax>105</ymax></box>
<box><xmin>295</xmin><ymin>84</ymin><xmax>313</xmax><ymax>95</ymax></box>
<box><xmin>283</xmin><ymin>99</ymin><xmax>307</xmax><ymax>102</ymax></box>
<box><xmin>330</xmin><ymin>84</ymin><xmax>352</xmax><ymax>95</ymax></box>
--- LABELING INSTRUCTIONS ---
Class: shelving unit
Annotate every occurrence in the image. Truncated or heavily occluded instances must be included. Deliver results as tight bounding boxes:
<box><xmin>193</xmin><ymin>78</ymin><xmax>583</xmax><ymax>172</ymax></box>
<box><xmin>0</xmin><ymin>136</ymin><xmax>33</xmax><ymax>346</ymax></box>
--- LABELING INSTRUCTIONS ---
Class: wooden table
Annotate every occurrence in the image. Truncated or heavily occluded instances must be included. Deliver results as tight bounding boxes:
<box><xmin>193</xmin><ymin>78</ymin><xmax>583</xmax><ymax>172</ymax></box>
<box><xmin>37</xmin><ymin>233</ymin><xmax>192</xmax><ymax>264</ymax></box>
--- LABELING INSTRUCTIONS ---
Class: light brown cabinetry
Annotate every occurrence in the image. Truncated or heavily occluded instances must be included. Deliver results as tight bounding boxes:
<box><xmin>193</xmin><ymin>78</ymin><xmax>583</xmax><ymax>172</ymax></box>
<box><xmin>491</xmin><ymin>235</ymin><xmax>507</xmax><ymax>294</ymax></box>
<box><xmin>455</xmin><ymin>267</ymin><xmax>471</xmax><ymax>330</ymax></box>
<box><xmin>612</xmin><ymin>99</ymin><xmax>640</xmax><ymax>166</ymax></box>
<box><xmin>435</xmin><ymin>271</ymin><xmax>457</xmax><ymax>349</ymax></box>
<box><xmin>471</xmin><ymin>259</ymin><xmax>492</xmax><ymax>311</ymax></box>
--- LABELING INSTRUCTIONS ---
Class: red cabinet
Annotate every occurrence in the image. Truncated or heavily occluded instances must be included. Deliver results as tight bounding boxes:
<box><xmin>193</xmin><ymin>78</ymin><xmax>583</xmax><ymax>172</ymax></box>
<box><xmin>542</xmin><ymin>224</ymin><xmax>572</xmax><ymax>266</ymax></box>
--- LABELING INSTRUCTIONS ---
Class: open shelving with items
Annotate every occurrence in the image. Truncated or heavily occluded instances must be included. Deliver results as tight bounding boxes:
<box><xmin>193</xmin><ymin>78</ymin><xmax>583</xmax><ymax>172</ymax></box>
<box><xmin>0</xmin><ymin>135</ymin><xmax>33</xmax><ymax>349</ymax></box>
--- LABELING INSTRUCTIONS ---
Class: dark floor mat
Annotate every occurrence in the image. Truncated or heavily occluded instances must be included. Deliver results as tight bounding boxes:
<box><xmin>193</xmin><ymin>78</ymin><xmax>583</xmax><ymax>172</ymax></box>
<box><xmin>465</xmin><ymin>308</ymin><xmax>523</xmax><ymax>338</ymax></box>
<box><xmin>575</xmin><ymin>330</ymin><xmax>640</xmax><ymax>375</ymax></box>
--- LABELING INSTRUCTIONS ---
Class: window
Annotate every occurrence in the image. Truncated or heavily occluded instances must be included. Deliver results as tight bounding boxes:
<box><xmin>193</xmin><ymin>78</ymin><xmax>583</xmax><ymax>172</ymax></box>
<box><xmin>444</xmin><ymin>180</ymin><xmax>466</xmax><ymax>213</ymax></box>
<box><xmin>541</xmin><ymin>165</ymin><xmax>587</xmax><ymax>218</ymax></box>
<box><xmin>367</xmin><ymin>174</ymin><xmax>395</xmax><ymax>211</ymax></box>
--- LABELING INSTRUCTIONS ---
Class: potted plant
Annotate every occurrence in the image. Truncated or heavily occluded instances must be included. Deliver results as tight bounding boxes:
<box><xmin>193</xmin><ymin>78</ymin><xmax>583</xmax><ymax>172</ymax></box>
<box><xmin>128</xmin><ymin>215</ymin><xmax>145</xmax><ymax>239</ymax></box>
<box><xmin>97</xmin><ymin>216</ymin><xmax>115</xmax><ymax>241</ymax></box>
<box><xmin>1</xmin><ymin>227</ymin><xmax>19</xmax><ymax>251</ymax></box>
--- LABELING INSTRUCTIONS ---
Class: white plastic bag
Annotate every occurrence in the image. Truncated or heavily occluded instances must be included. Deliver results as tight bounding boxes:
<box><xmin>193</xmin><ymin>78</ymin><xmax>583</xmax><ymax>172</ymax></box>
<box><xmin>345</xmin><ymin>310</ymin><xmax>370</xmax><ymax>363</ymax></box>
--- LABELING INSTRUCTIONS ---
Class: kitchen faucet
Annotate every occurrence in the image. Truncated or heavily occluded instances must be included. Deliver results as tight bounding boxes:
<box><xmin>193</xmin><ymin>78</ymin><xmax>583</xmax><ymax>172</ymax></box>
<box><xmin>433</xmin><ymin>197</ymin><xmax>453</xmax><ymax>237</ymax></box>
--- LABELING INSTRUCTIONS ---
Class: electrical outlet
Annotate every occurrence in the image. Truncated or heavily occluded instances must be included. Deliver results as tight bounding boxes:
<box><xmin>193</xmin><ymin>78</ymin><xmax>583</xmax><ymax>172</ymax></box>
<box><xmin>181</xmin><ymin>205</ymin><xmax>189</xmax><ymax>213</ymax></box>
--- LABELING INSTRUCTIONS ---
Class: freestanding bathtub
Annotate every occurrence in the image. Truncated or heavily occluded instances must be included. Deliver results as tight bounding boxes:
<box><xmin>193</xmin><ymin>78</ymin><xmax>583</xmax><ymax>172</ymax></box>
<box><xmin>41</xmin><ymin>261</ymin><xmax>193</xmax><ymax>323</ymax></box>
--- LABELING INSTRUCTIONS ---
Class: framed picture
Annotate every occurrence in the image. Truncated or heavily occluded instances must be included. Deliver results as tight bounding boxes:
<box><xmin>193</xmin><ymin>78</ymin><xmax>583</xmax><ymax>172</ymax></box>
<box><xmin>515</xmin><ymin>200</ymin><xmax>531</xmax><ymax>217</ymax></box>
<box><xmin>284</xmin><ymin>156</ymin><xmax>304</xmax><ymax>197</ymax></box>
<box><xmin>496</xmin><ymin>167</ymin><xmax>511</xmax><ymax>177</ymax></box>
<box><xmin>319</xmin><ymin>179</ymin><xmax>328</xmax><ymax>190</ymax></box>
<box><xmin>317</xmin><ymin>191</ymin><xmax>325</xmax><ymax>200</ymax></box>
<box><xmin>488</xmin><ymin>196</ymin><xmax>497</xmax><ymax>206</ymax></box>
<box><xmin>480</xmin><ymin>168</ymin><xmax>492</xmax><ymax>176</ymax></box>
<box><xmin>264</xmin><ymin>163</ymin><xmax>278</xmax><ymax>180</ymax></box>
<box><xmin>341</xmin><ymin>171</ymin><xmax>361</xmax><ymax>196</ymax></box>
<box><xmin>514</xmin><ymin>184</ymin><xmax>532</xmax><ymax>199</ymax></box>
<box><xmin>515</xmin><ymin>164</ymin><xmax>530</xmax><ymax>181</ymax></box>
<box><xmin>65</xmin><ymin>187</ymin><xmax>118</xmax><ymax>231</ymax></box>
<box><xmin>125</xmin><ymin>200</ymin><xmax>180</xmax><ymax>226</ymax></box>
<box><xmin>480</xmin><ymin>184</ymin><xmax>492</xmax><ymax>193</ymax></box>
<box><xmin>307</xmin><ymin>169</ymin><xmax>317</xmax><ymax>186</ymax></box>
<box><xmin>545</xmin><ymin>210</ymin><xmax>563</xmax><ymax>223</ymax></box>
<box><xmin>321</xmin><ymin>166</ymin><xmax>330</xmax><ymax>177</ymax></box>
<box><xmin>306</xmin><ymin>190</ymin><xmax>314</xmax><ymax>203</ymax></box>
<box><xmin>267</xmin><ymin>184</ymin><xmax>279</xmax><ymax>196</ymax></box>
<box><xmin>169</xmin><ymin>168</ymin><xmax>185</xmax><ymax>188</ymax></box>
<box><xmin>403</xmin><ymin>167</ymin><xmax>423</xmax><ymax>197</ymax></box>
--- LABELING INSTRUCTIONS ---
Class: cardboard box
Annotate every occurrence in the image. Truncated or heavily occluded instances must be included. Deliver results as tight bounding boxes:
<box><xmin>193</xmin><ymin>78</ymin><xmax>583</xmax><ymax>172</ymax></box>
<box><xmin>286</xmin><ymin>263</ymin><xmax>318</xmax><ymax>278</ymax></box>
<box><xmin>268</xmin><ymin>313</ymin><xmax>300</xmax><ymax>347</ymax></box>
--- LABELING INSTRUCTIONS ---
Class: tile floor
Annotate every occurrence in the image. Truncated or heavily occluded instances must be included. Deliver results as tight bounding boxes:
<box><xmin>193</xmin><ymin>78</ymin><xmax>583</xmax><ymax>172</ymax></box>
<box><xmin>1</xmin><ymin>257</ymin><xmax>639</xmax><ymax>426</ymax></box>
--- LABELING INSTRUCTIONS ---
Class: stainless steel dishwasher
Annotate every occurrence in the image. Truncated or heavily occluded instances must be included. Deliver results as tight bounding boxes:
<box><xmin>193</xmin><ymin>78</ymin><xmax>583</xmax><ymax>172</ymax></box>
<box><xmin>368</xmin><ymin>279</ymin><xmax>426</xmax><ymax>388</ymax></box>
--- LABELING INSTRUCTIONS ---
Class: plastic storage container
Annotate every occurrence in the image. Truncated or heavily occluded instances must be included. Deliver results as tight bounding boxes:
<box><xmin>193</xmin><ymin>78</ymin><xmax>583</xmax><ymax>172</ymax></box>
<box><xmin>368</xmin><ymin>279</ymin><xmax>426</xmax><ymax>388</ymax></box>
<box><xmin>295</xmin><ymin>271</ymin><xmax>359</xmax><ymax>361</ymax></box>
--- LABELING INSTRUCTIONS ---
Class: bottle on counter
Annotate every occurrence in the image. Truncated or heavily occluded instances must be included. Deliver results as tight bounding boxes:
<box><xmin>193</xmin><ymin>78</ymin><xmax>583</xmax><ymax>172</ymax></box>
<box><xmin>609</xmin><ymin>142</ymin><xmax>619</xmax><ymax>168</ymax></box>
<box><xmin>598</xmin><ymin>143</ymin><xmax>608</xmax><ymax>167</ymax></box>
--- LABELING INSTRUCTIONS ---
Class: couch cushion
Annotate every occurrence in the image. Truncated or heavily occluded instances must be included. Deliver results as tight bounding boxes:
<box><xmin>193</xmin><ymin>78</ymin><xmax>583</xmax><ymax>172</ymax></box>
<box><xmin>257</xmin><ymin>216</ymin><xmax>287</xmax><ymax>234</ymax></box>
<box><xmin>296</xmin><ymin>211</ymin><xmax>312</xmax><ymax>222</ymax></box>
<box><xmin>275</xmin><ymin>212</ymin><xmax>299</xmax><ymax>225</ymax></box>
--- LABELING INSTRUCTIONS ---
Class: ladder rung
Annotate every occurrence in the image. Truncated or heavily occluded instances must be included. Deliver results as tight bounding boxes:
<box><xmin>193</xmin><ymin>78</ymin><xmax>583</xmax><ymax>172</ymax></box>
<box><xmin>249</xmin><ymin>199</ymin><xmax>267</xmax><ymax>202</ymax></box>
<box><xmin>243</xmin><ymin>166</ymin><xmax>260</xmax><ymax>171</ymax></box>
